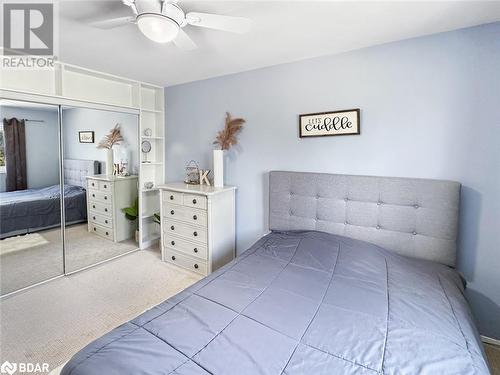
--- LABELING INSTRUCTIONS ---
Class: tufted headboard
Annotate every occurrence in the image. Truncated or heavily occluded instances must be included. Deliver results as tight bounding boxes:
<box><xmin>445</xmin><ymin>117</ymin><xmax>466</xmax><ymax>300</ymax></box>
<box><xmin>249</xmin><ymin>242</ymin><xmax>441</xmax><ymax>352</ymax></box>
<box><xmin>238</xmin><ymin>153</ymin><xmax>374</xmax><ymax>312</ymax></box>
<box><xmin>269</xmin><ymin>171</ymin><xmax>460</xmax><ymax>267</ymax></box>
<box><xmin>64</xmin><ymin>159</ymin><xmax>100</xmax><ymax>188</ymax></box>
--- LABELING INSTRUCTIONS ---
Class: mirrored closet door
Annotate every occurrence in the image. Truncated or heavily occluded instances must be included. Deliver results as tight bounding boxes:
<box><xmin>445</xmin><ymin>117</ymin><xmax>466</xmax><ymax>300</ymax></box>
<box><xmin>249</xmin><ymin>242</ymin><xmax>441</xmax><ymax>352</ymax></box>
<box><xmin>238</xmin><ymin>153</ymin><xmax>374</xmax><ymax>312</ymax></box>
<box><xmin>0</xmin><ymin>100</ymin><xmax>141</xmax><ymax>295</ymax></box>
<box><xmin>61</xmin><ymin>106</ymin><xmax>140</xmax><ymax>273</ymax></box>
<box><xmin>0</xmin><ymin>100</ymin><xmax>64</xmax><ymax>295</ymax></box>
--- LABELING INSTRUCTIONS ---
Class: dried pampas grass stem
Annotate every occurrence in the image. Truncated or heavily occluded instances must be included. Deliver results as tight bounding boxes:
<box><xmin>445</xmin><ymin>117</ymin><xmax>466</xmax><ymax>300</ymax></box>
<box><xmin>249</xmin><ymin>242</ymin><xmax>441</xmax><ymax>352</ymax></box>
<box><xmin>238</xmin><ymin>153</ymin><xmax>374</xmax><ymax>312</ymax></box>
<box><xmin>97</xmin><ymin>124</ymin><xmax>124</xmax><ymax>149</ymax></box>
<box><xmin>213</xmin><ymin>112</ymin><xmax>246</xmax><ymax>150</ymax></box>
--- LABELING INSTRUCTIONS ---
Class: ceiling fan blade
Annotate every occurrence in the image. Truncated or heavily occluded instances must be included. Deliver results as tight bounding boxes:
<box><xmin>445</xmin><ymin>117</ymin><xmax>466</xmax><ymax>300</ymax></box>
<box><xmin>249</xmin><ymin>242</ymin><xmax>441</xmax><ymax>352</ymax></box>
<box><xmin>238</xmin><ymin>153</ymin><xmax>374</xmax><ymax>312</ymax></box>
<box><xmin>173</xmin><ymin>29</ymin><xmax>197</xmax><ymax>51</ymax></box>
<box><xmin>186</xmin><ymin>12</ymin><xmax>252</xmax><ymax>34</ymax></box>
<box><xmin>90</xmin><ymin>16</ymin><xmax>136</xmax><ymax>29</ymax></box>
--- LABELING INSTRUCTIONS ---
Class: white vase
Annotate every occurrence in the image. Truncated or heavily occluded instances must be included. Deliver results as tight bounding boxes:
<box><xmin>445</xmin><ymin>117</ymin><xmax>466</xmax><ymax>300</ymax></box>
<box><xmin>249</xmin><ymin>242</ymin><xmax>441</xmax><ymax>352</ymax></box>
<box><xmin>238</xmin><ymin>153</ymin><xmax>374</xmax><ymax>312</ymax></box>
<box><xmin>106</xmin><ymin>148</ymin><xmax>114</xmax><ymax>175</ymax></box>
<box><xmin>213</xmin><ymin>149</ymin><xmax>224</xmax><ymax>187</ymax></box>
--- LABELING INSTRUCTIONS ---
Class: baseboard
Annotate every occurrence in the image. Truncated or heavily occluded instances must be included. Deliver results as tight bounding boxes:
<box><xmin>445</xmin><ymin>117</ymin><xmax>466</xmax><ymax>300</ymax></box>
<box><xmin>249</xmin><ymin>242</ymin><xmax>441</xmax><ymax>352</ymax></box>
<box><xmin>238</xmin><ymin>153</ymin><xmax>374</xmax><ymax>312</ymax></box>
<box><xmin>482</xmin><ymin>335</ymin><xmax>500</xmax><ymax>347</ymax></box>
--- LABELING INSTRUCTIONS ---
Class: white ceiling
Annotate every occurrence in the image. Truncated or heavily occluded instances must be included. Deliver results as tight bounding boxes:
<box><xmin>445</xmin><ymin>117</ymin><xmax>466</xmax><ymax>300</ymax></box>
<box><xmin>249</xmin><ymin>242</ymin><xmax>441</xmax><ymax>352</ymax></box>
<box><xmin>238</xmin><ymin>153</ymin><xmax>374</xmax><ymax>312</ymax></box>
<box><xmin>59</xmin><ymin>1</ymin><xmax>500</xmax><ymax>87</ymax></box>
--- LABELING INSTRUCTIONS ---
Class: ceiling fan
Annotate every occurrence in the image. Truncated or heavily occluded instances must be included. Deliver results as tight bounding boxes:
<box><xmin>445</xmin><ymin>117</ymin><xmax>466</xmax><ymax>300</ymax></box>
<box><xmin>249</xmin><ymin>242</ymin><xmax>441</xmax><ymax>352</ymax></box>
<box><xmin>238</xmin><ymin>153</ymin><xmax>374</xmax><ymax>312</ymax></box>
<box><xmin>90</xmin><ymin>0</ymin><xmax>252</xmax><ymax>50</ymax></box>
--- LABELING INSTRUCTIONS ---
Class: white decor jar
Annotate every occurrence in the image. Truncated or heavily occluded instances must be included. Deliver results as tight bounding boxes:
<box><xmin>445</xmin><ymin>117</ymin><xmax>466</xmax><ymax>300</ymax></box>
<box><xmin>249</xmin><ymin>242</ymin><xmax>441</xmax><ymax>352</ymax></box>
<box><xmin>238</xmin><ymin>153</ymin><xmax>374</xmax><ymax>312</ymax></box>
<box><xmin>213</xmin><ymin>149</ymin><xmax>224</xmax><ymax>187</ymax></box>
<box><xmin>106</xmin><ymin>149</ymin><xmax>114</xmax><ymax>175</ymax></box>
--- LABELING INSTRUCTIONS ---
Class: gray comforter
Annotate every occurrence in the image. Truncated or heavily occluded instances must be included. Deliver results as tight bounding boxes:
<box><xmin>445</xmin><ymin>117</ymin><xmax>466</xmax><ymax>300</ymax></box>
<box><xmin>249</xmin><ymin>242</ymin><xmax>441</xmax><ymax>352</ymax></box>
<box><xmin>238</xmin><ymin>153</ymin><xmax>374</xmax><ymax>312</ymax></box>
<box><xmin>0</xmin><ymin>184</ymin><xmax>87</xmax><ymax>237</ymax></box>
<box><xmin>62</xmin><ymin>231</ymin><xmax>490</xmax><ymax>375</ymax></box>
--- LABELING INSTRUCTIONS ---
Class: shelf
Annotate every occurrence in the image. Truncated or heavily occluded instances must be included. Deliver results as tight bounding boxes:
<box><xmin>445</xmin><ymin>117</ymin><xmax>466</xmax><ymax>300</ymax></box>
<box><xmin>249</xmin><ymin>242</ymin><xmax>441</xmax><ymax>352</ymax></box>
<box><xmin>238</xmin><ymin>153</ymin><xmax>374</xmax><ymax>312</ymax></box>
<box><xmin>141</xmin><ymin>187</ymin><xmax>159</xmax><ymax>193</ymax></box>
<box><xmin>141</xmin><ymin>214</ymin><xmax>158</xmax><ymax>220</ymax></box>
<box><xmin>141</xmin><ymin>162</ymin><xmax>163</xmax><ymax>165</ymax></box>
<box><xmin>140</xmin><ymin>108</ymin><xmax>163</xmax><ymax>114</ymax></box>
<box><xmin>141</xmin><ymin>136</ymin><xmax>164</xmax><ymax>140</ymax></box>
<box><xmin>142</xmin><ymin>233</ymin><xmax>161</xmax><ymax>243</ymax></box>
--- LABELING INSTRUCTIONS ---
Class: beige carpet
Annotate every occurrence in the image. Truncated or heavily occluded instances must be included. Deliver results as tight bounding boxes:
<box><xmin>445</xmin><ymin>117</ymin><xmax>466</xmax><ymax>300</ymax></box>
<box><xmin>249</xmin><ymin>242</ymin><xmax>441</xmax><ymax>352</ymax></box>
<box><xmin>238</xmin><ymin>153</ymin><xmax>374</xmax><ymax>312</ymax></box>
<box><xmin>1</xmin><ymin>233</ymin><xmax>49</xmax><ymax>255</ymax></box>
<box><xmin>1</xmin><ymin>224</ymin><xmax>138</xmax><ymax>295</ymax></box>
<box><xmin>0</xmin><ymin>247</ymin><xmax>201</xmax><ymax>374</ymax></box>
<box><xmin>486</xmin><ymin>343</ymin><xmax>500</xmax><ymax>375</ymax></box>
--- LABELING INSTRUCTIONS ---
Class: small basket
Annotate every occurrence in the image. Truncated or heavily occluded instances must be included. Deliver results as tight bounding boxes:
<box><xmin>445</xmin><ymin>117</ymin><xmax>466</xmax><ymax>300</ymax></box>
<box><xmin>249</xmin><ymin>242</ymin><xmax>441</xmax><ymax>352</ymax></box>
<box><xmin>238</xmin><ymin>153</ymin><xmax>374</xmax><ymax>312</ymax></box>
<box><xmin>184</xmin><ymin>160</ymin><xmax>200</xmax><ymax>185</ymax></box>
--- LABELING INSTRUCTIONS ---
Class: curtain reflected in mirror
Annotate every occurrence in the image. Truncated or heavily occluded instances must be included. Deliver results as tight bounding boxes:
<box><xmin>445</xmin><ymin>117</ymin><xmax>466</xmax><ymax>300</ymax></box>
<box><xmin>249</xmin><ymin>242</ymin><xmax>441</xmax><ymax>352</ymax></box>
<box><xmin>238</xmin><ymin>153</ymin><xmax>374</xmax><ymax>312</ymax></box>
<box><xmin>62</xmin><ymin>106</ymin><xmax>139</xmax><ymax>273</ymax></box>
<box><xmin>0</xmin><ymin>100</ymin><xmax>63</xmax><ymax>295</ymax></box>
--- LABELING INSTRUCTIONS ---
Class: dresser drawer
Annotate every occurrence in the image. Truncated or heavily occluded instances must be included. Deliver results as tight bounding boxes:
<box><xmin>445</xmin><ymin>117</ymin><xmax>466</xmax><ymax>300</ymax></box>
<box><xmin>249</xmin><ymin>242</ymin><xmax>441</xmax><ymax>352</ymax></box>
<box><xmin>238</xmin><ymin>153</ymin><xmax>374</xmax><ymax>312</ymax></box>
<box><xmin>163</xmin><ymin>204</ymin><xmax>207</xmax><ymax>227</ymax></box>
<box><xmin>164</xmin><ymin>219</ymin><xmax>207</xmax><ymax>243</ymax></box>
<box><xmin>162</xmin><ymin>190</ymin><xmax>183</xmax><ymax>205</ymax></box>
<box><xmin>88</xmin><ymin>180</ymin><xmax>98</xmax><ymax>190</ymax></box>
<box><xmin>89</xmin><ymin>190</ymin><xmax>112</xmax><ymax>204</ymax></box>
<box><xmin>183</xmin><ymin>194</ymin><xmax>207</xmax><ymax>210</ymax></box>
<box><xmin>165</xmin><ymin>248</ymin><xmax>207</xmax><ymax>275</ymax></box>
<box><xmin>89</xmin><ymin>223</ymin><xmax>114</xmax><ymax>241</ymax></box>
<box><xmin>99</xmin><ymin>181</ymin><xmax>113</xmax><ymax>192</ymax></box>
<box><xmin>89</xmin><ymin>201</ymin><xmax>112</xmax><ymax>216</ymax></box>
<box><xmin>89</xmin><ymin>212</ymin><xmax>113</xmax><ymax>228</ymax></box>
<box><xmin>164</xmin><ymin>234</ymin><xmax>208</xmax><ymax>260</ymax></box>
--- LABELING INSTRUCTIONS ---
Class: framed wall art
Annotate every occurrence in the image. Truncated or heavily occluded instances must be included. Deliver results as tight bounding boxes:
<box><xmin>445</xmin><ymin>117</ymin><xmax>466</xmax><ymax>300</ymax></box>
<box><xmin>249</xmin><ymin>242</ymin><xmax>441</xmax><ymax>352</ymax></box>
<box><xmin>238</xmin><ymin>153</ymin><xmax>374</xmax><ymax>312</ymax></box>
<box><xmin>78</xmin><ymin>131</ymin><xmax>95</xmax><ymax>143</ymax></box>
<box><xmin>299</xmin><ymin>109</ymin><xmax>360</xmax><ymax>138</ymax></box>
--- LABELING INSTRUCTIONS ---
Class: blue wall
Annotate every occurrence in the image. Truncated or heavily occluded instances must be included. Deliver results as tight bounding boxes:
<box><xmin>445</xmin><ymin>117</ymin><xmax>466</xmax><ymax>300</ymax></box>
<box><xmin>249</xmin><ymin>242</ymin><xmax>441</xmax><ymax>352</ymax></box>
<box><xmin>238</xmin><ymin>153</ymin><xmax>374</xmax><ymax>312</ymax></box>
<box><xmin>62</xmin><ymin>107</ymin><xmax>139</xmax><ymax>175</ymax></box>
<box><xmin>165</xmin><ymin>22</ymin><xmax>500</xmax><ymax>338</ymax></box>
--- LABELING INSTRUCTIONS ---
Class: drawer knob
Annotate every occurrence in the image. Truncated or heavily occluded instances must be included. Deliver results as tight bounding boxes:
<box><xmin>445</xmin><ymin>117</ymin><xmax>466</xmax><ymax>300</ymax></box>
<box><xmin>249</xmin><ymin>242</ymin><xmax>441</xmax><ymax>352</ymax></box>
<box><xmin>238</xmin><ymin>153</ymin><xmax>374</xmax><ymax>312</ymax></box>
<box><xmin>170</xmin><ymin>195</ymin><xmax>174</xmax><ymax>200</ymax></box>
<box><xmin>92</xmin><ymin>194</ymin><xmax>95</xmax><ymax>198</ymax></box>
<box><xmin>93</xmin><ymin>216</ymin><xmax>96</xmax><ymax>220</ymax></box>
<box><xmin>105</xmin><ymin>220</ymin><xmax>108</xmax><ymax>224</ymax></box>
<box><xmin>92</xmin><ymin>183</ymin><xmax>95</xmax><ymax>187</ymax></box>
<box><xmin>170</xmin><ymin>225</ymin><xmax>175</xmax><ymax>230</ymax></box>
<box><xmin>192</xmin><ymin>199</ymin><xmax>197</xmax><ymax>204</ymax></box>
<box><xmin>92</xmin><ymin>205</ymin><xmax>95</xmax><ymax>209</ymax></box>
<box><xmin>104</xmin><ymin>184</ymin><xmax>107</xmax><ymax>188</ymax></box>
<box><xmin>193</xmin><ymin>231</ymin><xmax>198</xmax><ymax>237</ymax></box>
<box><xmin>171</xmin><ymin>240</ymin><xmax>175</xmax><ymax>246</ymax></box>
<box><xmin>194</xmin><ymin>248</ymin><xmax>198</xmax><ymax>253</ymax></box>
<box><xmin>104</xmin><ymin>196</ymin><xmax>108</xmax><ymax>200</ymax></box>
<box><xmin>170</xmin><ymin>210</ymin><xmax>174</xmax><ymax>215</ymax></box>
<box><xmin>194</xmin><ymin>264</ymin><xmax>199</xmax><ymax>269</ymax></box>
<box><xmin>106</xmin><ymin>231</ymin><xmax>109</xmax><ymax>236</ymax></box>
<box><xmin>193</xmin><ymin>215</ymin><xmax>197</xmax><ymax>220</ymax></box>
<box><xmin>93</xmin><ymin>227</ymin><xmax>96</xmax><ymax>231</ymax></box>
<box><xmin>171</xmin><ymin>256</ymin><xmax>176</xmax><ymax>261</ymax></box>
<box><xmin>105</xmin><ymin>208</ymin><xmax>108</xmax><ymax>212</ymax></box>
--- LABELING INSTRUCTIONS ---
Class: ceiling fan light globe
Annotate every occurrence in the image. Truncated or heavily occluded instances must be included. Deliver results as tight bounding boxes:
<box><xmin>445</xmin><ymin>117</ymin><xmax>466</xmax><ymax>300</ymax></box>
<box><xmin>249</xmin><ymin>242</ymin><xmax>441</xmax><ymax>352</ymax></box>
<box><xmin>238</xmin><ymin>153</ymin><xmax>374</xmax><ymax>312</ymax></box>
<box><xmin>137</xmin><ymin>13</ymin><xmax>179</xmax><ymax>43</ymax></box>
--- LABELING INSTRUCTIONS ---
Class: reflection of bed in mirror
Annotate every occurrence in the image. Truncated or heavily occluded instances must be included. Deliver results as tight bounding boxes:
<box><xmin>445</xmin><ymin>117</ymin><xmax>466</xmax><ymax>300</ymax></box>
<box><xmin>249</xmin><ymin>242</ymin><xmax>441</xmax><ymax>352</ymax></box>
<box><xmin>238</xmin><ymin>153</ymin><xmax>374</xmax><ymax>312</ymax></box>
<box><xmin>0</xmin><ymin>159</ymin><xmax>99</xmax><ymax>239</ymax></box>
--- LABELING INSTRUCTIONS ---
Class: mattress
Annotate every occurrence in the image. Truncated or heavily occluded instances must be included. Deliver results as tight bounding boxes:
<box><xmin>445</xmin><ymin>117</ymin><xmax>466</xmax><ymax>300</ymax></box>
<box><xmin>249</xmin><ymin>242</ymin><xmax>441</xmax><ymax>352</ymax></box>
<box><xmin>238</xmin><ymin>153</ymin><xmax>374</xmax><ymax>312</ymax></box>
<box><xmin>61</xmin><ymin>231</ymin><xmax>489</xmax><ymax>375</ymax></box>
<box><xmin>0</xmin><ymin>184</ymin><xmax>87</xmax><ymax>237</ymax></box>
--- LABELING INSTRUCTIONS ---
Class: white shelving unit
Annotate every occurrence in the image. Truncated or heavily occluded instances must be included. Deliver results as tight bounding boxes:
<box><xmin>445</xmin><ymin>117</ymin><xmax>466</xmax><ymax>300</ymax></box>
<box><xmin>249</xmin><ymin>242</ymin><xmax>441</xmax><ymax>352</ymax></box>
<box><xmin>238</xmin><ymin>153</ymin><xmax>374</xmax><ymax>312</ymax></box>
<box><xmin>138</xmin><ymin>84</ymin><xmax>165</xmax><ymax>248</ymax></box>
<box><xmin>1</xmin><ymin>62</ymin><xmax>166</xmax><ymax>250</ymax></box>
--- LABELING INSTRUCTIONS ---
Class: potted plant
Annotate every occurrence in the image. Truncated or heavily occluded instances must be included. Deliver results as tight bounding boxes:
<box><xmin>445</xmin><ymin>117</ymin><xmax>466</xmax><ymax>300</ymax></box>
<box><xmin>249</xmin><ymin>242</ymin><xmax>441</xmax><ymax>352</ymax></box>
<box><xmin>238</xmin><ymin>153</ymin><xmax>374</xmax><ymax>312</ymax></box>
<box><xmin>122</xmin><ymin>197</ymin><xmax>139</xmax><ymax>242</ymax></box>
<box><xmin>153</xmin><ymin>213</ymin><xmax>161</xmax><ymax>225</ymax></box>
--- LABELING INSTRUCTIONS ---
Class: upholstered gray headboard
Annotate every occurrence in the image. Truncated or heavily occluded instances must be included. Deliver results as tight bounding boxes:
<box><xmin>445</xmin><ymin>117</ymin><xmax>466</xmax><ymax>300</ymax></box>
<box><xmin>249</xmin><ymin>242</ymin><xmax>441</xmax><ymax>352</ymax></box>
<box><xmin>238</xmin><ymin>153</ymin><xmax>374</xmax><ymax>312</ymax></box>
<box><xmin>64</xmin><ymin>159</ymin><xmax>100</xmax><ymax>188</ymax></box>
<box><xmin>269</xmin><ymin>171</ymin><xmax>460</xmax><ymax>267</ymax></box>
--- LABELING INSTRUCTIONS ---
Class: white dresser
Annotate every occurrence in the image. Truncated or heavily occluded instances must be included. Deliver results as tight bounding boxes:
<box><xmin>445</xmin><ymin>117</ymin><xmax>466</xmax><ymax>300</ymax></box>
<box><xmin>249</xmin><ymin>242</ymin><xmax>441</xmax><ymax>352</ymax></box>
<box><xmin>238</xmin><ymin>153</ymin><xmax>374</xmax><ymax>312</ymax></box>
<box><xmin>158</xmin><ymin>183</ymin><xmax>236</xmax><ymax>276</ymax></box>
<box><xmin>86</xmin><ymin>175</ymin><xmax>138</xmax><ymax>242</ymax></box>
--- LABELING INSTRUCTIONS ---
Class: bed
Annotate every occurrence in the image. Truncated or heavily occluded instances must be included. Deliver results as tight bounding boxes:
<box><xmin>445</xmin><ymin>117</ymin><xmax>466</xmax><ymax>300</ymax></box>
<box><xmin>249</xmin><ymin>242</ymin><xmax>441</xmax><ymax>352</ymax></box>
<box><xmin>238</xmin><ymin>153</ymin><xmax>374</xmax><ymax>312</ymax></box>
<box><xmin>60</xmin><ymin>171</ymin><xmax>490</xmax><ymax>375</ymax></box>
<box><xmin>0</xmin><ymin>159</ymin><xmax>99</xmax><ymax>239</ymax></box>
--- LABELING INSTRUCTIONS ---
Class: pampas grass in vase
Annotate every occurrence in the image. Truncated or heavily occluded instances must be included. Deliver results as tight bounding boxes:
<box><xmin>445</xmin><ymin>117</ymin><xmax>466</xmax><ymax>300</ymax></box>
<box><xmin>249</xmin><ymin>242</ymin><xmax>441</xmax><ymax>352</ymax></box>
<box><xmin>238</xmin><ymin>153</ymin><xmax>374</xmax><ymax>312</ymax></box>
<box><xmin>212</xmin><ymin>113</ymin><xmax>246</xmax><ymax>187</ymax></box>
<box><xmin>97</xmin><ymin>124</ymin><xmax>124</xmax><ymax>175</ymax></box>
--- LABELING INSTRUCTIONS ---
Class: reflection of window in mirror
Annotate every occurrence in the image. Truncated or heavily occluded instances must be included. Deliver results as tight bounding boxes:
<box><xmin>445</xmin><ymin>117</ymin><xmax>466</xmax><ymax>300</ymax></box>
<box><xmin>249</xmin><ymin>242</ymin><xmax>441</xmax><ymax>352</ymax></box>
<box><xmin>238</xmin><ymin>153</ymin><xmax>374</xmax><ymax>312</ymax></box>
<box><xmin>0</xmin><ymin>100</ymin><xmax>63</xmax><ymax>296</ymax></box>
